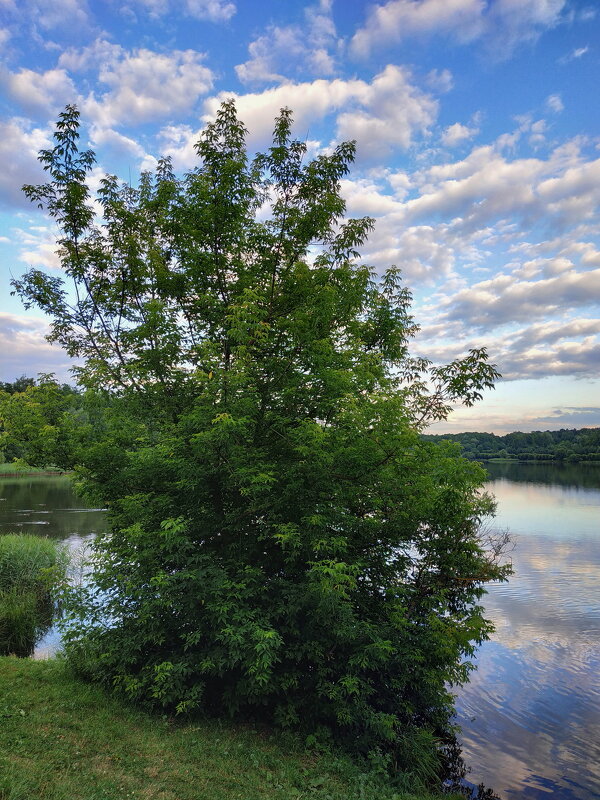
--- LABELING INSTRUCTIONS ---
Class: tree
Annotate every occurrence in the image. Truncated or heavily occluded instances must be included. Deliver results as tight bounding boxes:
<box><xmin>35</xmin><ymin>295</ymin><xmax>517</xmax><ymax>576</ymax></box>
<box><xmin>13</xmin><ymin>103</ymin><xmax>509</xmax><ymax>782</ymax></box>
<box><xmin>0</xmin><ymin>374</ymin><xmax>82</xmax><ymax>466</ymax></box>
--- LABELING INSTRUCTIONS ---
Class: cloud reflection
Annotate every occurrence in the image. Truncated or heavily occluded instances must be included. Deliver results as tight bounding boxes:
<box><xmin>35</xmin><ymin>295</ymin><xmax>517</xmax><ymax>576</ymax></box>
<box><xmin>456</xmin><ymin>468</ymin><xmax>600</xmax><ymax>799</ymax></box>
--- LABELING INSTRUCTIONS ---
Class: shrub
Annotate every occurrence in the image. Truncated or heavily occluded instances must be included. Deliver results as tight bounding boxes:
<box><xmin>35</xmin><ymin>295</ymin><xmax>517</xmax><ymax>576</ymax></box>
<box><xmin>16</xmin><ymin>103</ymin><xmax>510</xmax><ymax>784</ymax></box>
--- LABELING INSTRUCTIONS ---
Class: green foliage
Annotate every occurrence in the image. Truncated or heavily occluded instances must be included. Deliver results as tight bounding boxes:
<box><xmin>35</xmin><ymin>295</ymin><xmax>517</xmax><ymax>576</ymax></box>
<box><xmin>0</xmin><ymin>534</ymin><xmax>67</xmax><ymax>656</ymax></box>
<box><xmin>0</xmin><ymin>375</ymin><xmax>84</xmax><ymax>467</ymax></box>
<box><xmin>14</xmin><ymin>103</ymin><xmax>509</xmax><ymax>784</ymax></box>
<box><xmin>427</xmin><ymin>427</ymin><xmax>600</xmax><ymax>462</ymax></box>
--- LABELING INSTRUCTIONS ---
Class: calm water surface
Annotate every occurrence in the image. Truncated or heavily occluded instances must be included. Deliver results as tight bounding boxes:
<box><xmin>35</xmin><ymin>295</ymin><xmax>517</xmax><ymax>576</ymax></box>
<box><xmin>1</xmin><ymin>465</ymin><xmax>599</xmax><ymax>798</ymax></box>
<box><xmin>0</xmin><ymin>474</ymin><xmax>106</xmax><ymax>657</ymax></box>
<box><xmin>457</xmin><ymin>462</ymin><xmax>600</xmax><ymax>800</ymax></box>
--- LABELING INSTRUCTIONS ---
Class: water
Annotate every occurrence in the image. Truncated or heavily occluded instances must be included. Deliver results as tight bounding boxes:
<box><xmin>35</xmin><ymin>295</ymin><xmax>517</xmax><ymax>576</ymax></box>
<box><xmin>0</xmin><ymin>474</ymin><xmax>107</xmax><ymax>658</ymax></box>
<box><xmin>456</xmin><ymin>462</ymin><xmax>600</xmax><ymax>799</ymax></box>
<box><xmin>1</xmin><ymin>465</ymin><xmax>599</xmax><ymax>798</ymax></box>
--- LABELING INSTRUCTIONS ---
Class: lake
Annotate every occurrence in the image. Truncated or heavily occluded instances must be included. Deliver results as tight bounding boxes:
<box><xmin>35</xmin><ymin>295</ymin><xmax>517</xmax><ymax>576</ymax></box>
<box><xmin>456</xmin><ymin>461</ymin><xmax>600</xmax><ymax>800</ymax></box>
<box><xmin>0</xmin><ymin>463</ymin><xmax>598</xmax><ymax>798</ymax></box>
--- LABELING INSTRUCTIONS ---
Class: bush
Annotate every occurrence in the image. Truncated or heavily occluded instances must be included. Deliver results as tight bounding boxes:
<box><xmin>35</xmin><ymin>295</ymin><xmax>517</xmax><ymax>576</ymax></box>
<box><xmin>16</xmin><ymin>103</ymin><xmax>509</xmax><ymax>785</ymax></box>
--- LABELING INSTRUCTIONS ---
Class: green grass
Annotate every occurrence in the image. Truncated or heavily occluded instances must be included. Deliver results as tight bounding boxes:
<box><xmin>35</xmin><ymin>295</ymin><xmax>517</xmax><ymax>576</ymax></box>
<box><xmin>0</xmin><ymin>535</ymin><xmax>67</xmax><ymax>656</ymax></box>
<box><xmin>0</xmin><ymin>534</ymin><xmax>67</xmax><ymax>595</ymax></box>
<box><xmin>0</xmin><ymin>658</ymin><xmax>462</xmax><ymax>800</ymax></box>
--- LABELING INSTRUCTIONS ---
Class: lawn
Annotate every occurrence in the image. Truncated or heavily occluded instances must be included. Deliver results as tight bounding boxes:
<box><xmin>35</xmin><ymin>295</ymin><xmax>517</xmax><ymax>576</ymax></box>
<box><xmin>0</xmin><ymin>658</ymin><xmax>462</xmax><ymax>800</ymax></box>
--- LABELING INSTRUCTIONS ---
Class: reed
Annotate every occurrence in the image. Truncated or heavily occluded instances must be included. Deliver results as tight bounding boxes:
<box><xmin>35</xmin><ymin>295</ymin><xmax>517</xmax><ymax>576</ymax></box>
<box><xmin>0</xmin><ymin>534</ymin><xmax>67</xmax><ymax>596</ymax></box>
<box><xmin>0</xmin><ymin>534</ymin><xmax>67</xmax><ymax>656</ymax></box>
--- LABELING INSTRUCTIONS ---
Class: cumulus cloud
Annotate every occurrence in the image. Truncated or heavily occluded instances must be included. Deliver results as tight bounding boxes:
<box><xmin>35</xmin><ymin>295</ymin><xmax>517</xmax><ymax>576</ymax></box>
<box><xmin>89</xmin><ymin>126</ymin><xmax>156</xmax><ymax>171</ymax></box>
<box><xmin>58</xmin><ymin>38</ymin><xmax>121</xmax><ymax>72</ymax></box>
<box><xmin>441</xmin><ymin>121</ymin><xmax>480</xmax><ymax>147</ymax></box>
<box><xmin>185</xmin><ymin>0</ymin><xmax>235</xmax><ymax>21</ymax></box>
<box><xmin>80</xmin><ymin>46</ymin><xmax>214</xmax><ymax>127</ymax></box>
<box><xmin>235</xmin><ymin>0</ymin><xmax>338</xmax><ymax>84</ymax></box>
<box><xmin>351</xmin><ymin>0</ymin><xmax>566</xmax><ymax>59</ymax></box>
<box><xmin>442</xmin><ymin>268</ymin><xmax>600</xmax><ymax>328</ymax></box>
<box><xmin>509</xmin><ymin>318</ymin><xmax>600</xmax><ymax>348</ymax></box>
<box><xmin>414</xmin><ymin>314</ymin><xmax>600</xmax><ymax>384</ymax></box>
<box><xmin>205</xmin><ymin>65</ymin><xmax>438</xmax><ymax>158</ymax></box>
<box><xmin>1</xmin><ymin>66</ymin><xmax>78</xmax><ymax>116</ymax></box>
<box><xmin>156</xmin><ymin>124</ymin><xmax>200</xmax><ymax>171</ymax></box>
<box><xmin>32</xmin><ymin>0</ymin><xmax>90</xmax><ymax>30</ymax></box>
<box><xmin>2</xmin><ymin>0</ymin><xmax>92</xmax><ymax>32</ymax></box>
<box><xmin>0</xmin><ymin>119</ymin><xmax>51</xmax><ymax>208</ymax></box>
<box><xmin>498</xmin><ymin>336</ymin><xmax>600</xmax><ymax>381</ymax></box>
<box><xmin>336</xmin><ymin>66</ymin><xmax>438</xmax><ymax>157</ymax></box>
<box><xmin>400</xmin><ymin>144</ymin><xmax>600</xmax><ymax>232</ymax></box>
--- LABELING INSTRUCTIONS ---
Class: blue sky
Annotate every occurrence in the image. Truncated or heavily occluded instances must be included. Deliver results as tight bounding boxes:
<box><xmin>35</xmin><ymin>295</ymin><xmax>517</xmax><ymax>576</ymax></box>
<box><xmin>0</xmin><ymin>0</ymin><xmax>599</xmax><ymax>432</ymax></box>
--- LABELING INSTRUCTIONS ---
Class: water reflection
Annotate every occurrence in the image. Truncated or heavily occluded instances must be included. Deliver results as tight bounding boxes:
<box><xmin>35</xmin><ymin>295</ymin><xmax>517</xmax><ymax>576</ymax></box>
<box><xmin>0</xmin><ymin>476</ymin><xmax>105</xmax><ymax>659</ymax></box>
<box><xmin>485</xmin><ymin>460</ymin><xmax>600</xmax><ymax>489</ymax></box>
<box><xmin>0</xmin><ymin>476</ymin><xmax>106</xmax><ymax>539</ymax></box>
<box><xmin>457</xmin><ymin>462</ymin><xmax>600</xmax><ymax>800</ymax></box>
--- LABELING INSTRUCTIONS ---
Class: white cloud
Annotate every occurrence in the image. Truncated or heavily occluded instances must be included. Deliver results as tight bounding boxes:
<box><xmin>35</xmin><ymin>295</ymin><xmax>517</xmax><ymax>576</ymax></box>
<box><xmin>399</xmin><ymin>143</ymin><xmax>600</xmax><ymax>232</ymax></box>
<box><xmin>235</xmin><ymin>0</ymin><xmax>338</xmax><ymax>84</ymax></box>
<box><xmin>442</xmin><ymin>268</ymin><xmax>600</xmax><ymax>329</ymax></box>
<box><xmin>206</xmin><ymin>65</ymin><xmax>438</xmax><ymax>158</ymax></box>
<box><xmin>425</xmin><ymin>68</ymin><xmax>454</xmax><ymax>93</ymax></box>
<box><xmin>351</xmin><ymin>0</ymin><xmax>566</xmax><ymax>59</ymax></box>
<box><xmin>82</xmin><ymin>46</ymin><xmax>214</xmax><ymax>127</ymax></box>
<box><xmin>351</xmin><ymin>0</ymin><xmax>484</xmax><ymax>57</ymax></box>
<box><xmin>0</xmin><ymin>312</ymin><xmax>72</xmax><ymax>383</ymax></box>
<box><xmin>58</xmin><ymin>38</ymin><xmax>121</xmax><ymax>72</ymax></box>
<box><xmin>35</xmin><ymin>0</ymin><xmax>89</xmax><ymax>29</ymax></box>
<box><xmin>546</xmin><ymin>93</ymin><xmax>564</xmax><ymax>113</ymax></box>
<box><xmin>15</xmin><ymin>224</ymin><xmax>62</xmax><ymax>270</ymax></box>
<box><xmin>156</xmin><ymin>124</ymin><xmax>199</xmax><ymax>171</ymax></box>
<box><xmin>336</xmin><ymin>66</ymin><xmax>438</xmax><ymax>157</ymax></box>
<box><xmin>89</xmin><ymin>126</ymin><xmax>157</xmax><ymax>172</ymax></box>
<box><xmin>0</xmin><ymin>119</ymin><xmax>51</xmax><ymax>208</ymax></box>
<box><xmin>129</xmin><ymin>0</ymin><xmax>235</xmax><ymax>22</ymax></box>
<box><xmin>558</xmin><ymin>45</ymin><xmax>589</xmax><ymax>63</ymax></box>
<box><xmin>185</xmin><ymin>0</ymin><xmax>235</xmax><ymax>22</ymax></box>
<box><xmin>441</xmin><ymin>121</ymin><xmax>479</xmax><ymax>147</ymax></box>
<box><xmin>1</xmin><ymin>66</ymin><xmax>78</xmax><ymax>115</ymax></box>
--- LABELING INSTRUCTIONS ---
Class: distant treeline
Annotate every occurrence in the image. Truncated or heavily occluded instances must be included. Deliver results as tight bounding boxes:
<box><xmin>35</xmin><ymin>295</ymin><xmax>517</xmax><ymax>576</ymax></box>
<box><xmin>425</xmin><ymin>427</ymin><xmax>600</xmax><ymax>462</ymax></box>
<box><xmin>0</xmin><ymin>375</ymin><xmax>89</xmax><ymax>468</ymax></box>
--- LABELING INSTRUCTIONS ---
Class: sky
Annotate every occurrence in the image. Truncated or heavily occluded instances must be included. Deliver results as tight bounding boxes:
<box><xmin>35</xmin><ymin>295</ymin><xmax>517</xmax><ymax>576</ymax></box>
<box><xmin>0</xmin><ymin>0</ymin><xmax>599</xmax><ymax>433</ymax></box>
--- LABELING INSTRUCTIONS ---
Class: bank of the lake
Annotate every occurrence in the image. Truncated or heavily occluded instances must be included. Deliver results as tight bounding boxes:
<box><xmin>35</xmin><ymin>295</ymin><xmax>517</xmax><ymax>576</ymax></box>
<box><xmin>0</xmin><ymin>657</ymin><xmax>462</xmax><ymax>800</ymax></box>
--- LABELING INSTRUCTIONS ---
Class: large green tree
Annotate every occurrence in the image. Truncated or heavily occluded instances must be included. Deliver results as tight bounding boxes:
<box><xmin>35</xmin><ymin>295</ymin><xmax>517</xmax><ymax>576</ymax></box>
<box><xmin>14</xmin><ymin>104</ymin><xmax>509</xmax><ymax>780</ymax></box>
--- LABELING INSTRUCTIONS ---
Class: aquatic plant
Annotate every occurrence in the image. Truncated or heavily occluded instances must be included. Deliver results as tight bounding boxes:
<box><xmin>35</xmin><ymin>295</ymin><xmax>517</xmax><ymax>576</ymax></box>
<box><xmin>0</xmin><ymin>534</ymin><xmax>67</xmax><ymax>656</ymax></box>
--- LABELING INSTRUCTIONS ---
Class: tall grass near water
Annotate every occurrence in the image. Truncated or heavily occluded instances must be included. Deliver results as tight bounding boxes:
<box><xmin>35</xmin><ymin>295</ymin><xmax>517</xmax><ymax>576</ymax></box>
<box><xmin>0</xmin><ymin>534</ymin><xmax>67</xmax><ymax>656</ymax></box>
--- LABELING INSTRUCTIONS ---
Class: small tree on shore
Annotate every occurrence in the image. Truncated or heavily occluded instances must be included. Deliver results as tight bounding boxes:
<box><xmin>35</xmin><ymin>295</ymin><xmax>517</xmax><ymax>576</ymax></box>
<box><xmin>14</xmin><ymin>103</ymin><xmax>509</xmax><ymax>781</ymax></box>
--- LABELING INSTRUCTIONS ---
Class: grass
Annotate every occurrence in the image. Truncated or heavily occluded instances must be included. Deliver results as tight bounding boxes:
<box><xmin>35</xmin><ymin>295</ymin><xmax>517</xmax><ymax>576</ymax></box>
<box><xmin>0</xmin><ymin>535</ymin><xmax>67</xmax><ymax>656</ymax></box>
<box><xmin>0</xmin><ymin>534</ymin><xmax>67</xmax><ymax>596</ymax></box>
<box><xmin>0</xmin><ymin>658</ymin><xmax>463</xmax><ymax>800</ymax></box>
